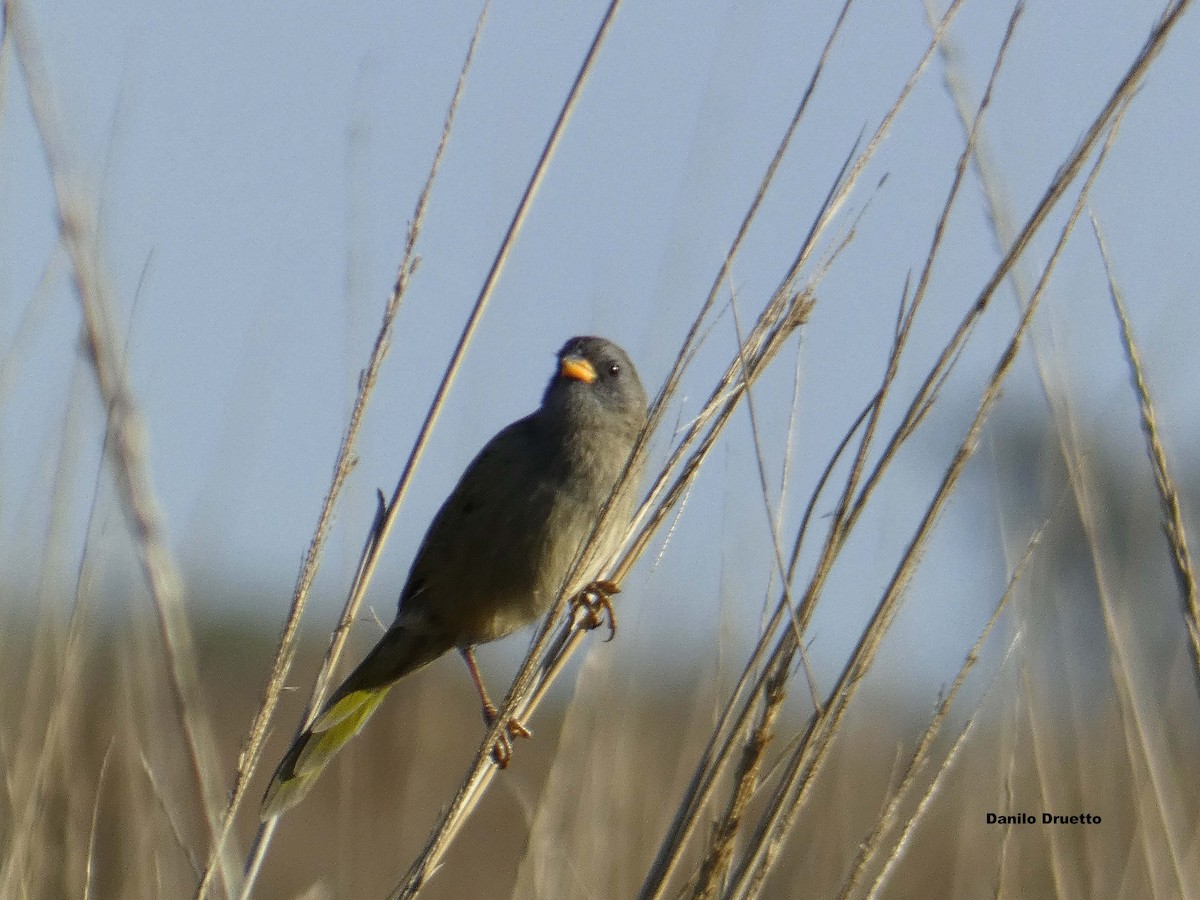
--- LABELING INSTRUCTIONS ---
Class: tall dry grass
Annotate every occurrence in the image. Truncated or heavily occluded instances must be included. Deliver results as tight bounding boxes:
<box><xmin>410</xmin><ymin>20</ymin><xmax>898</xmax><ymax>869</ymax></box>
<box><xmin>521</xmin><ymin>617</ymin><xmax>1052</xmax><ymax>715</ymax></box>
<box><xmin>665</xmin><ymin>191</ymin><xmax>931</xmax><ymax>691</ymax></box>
<box><xmin>2</xmin><ymin>0</ymin><xmax>1199</xmax><ymax>898</ymax></box>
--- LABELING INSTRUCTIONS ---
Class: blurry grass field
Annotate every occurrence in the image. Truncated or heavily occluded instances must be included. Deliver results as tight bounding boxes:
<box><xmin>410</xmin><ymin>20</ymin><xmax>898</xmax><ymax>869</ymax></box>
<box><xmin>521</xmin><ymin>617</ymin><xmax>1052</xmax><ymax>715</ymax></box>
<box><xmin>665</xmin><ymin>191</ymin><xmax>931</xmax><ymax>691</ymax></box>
<box><xmin>3</xmin><ymin>1</ymin><xmax>1200</xmax><ymax>898</ymax></box>
<box><xmin>7</xmin><ymin>603</ymin><xmax>1199</xmax><ymax>898</ymax></box>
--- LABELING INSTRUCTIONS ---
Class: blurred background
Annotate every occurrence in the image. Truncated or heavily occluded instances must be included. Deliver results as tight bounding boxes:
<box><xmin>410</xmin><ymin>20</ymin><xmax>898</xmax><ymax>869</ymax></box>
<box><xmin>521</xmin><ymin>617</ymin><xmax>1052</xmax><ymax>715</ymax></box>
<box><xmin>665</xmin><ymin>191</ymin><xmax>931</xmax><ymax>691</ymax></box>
<box><xmin>2</xmin><ymin>1</ymin><xmax>1198</xmax><ymax>897</ymax></box>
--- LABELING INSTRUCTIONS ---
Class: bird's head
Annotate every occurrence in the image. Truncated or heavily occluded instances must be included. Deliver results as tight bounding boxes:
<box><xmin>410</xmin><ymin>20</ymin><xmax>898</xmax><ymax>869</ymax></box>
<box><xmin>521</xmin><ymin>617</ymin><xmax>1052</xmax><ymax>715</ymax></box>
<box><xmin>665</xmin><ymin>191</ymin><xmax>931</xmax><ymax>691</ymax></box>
<box><xmin>542</xmin><ymin>335</ymin><xmax>647</xmax><ymax>438</ymax></box>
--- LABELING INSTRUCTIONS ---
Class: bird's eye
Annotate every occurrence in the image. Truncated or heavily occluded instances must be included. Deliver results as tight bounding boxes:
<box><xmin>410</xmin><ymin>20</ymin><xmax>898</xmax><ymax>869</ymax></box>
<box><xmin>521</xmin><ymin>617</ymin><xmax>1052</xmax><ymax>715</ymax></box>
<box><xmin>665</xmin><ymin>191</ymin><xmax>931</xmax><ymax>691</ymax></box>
<box><xmin>608</xmin><ymin>363</ymin><xmax>620</xmax><ymax>377</ymax></box>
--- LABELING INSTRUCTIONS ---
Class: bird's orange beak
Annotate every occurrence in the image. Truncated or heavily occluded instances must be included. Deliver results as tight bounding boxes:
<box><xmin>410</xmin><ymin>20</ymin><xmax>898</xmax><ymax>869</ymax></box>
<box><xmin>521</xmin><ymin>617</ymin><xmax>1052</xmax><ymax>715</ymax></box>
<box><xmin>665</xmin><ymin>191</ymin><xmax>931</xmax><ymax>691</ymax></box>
<box><xmin>560</xmin><ymin>354</ymin><xmax>597</xmax><ymax>384</ymax></box>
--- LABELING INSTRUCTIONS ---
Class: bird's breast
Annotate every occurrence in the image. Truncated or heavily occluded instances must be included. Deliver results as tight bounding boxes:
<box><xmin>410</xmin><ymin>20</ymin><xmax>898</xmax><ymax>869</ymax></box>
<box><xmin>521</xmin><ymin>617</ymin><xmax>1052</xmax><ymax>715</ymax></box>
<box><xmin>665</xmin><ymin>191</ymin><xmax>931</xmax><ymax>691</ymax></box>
<box><xmin>455</xmin><ymin>453</ymin><xmax>624</xmax><ymax>643</ymax></box>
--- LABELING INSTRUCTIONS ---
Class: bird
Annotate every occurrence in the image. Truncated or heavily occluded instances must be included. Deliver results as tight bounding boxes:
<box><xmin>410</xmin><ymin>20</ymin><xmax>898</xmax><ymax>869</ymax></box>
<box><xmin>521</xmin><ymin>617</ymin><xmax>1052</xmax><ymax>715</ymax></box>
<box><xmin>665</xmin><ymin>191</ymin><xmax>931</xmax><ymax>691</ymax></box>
<box><xmin>260</xmin><ymin>335</ymin><xmax>648</xmax><ymax>818</ymax></box>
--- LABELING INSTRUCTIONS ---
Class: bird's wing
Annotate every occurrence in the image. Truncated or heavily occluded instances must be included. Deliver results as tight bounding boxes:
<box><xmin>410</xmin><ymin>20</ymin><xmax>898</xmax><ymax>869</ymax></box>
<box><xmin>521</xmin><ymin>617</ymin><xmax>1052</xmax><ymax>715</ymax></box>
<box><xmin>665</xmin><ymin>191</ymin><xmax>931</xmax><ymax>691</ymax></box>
<box><xmin>396</xmin><ymin>414</ymin><xmax>546</xmax><ymax>616</ymax></box>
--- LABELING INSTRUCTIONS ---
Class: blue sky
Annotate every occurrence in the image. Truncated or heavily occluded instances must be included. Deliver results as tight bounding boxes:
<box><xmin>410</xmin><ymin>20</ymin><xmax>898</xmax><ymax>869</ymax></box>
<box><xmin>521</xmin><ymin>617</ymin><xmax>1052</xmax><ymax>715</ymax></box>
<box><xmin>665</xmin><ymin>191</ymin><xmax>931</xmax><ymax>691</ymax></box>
<box><xmin>2</xmin><ymin>0</ymin><xmax>1197</xmax><ymax>687</ymax></box>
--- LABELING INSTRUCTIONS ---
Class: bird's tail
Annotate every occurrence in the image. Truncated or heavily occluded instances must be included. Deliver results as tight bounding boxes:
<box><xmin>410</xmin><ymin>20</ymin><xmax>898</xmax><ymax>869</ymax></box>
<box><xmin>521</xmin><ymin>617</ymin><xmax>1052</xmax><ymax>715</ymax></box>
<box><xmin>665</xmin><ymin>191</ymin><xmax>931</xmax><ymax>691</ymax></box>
<box><xmin>260</xmin><ymin>626</ymin><xmax>451</xmax><ymax>819</ymax></box>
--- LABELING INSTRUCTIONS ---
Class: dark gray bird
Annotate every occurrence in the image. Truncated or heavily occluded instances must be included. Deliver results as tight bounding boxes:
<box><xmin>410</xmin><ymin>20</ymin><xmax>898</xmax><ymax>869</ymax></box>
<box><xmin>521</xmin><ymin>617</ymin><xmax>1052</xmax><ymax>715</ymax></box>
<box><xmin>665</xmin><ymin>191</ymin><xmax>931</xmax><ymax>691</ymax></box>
<box><xmin>261</xmin><ymin>336</ymin><xmax>647</xmax><ymax>818</ymax></box>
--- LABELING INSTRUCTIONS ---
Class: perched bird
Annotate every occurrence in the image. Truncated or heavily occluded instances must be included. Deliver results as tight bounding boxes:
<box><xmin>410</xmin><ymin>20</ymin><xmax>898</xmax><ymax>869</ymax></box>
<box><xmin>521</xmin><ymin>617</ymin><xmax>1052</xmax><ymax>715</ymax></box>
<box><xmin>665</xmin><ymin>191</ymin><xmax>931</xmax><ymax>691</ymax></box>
<box><xmin>261</xmin><ymin>335</ymin><xmax>648</xmax><ymax>818</ymax></box>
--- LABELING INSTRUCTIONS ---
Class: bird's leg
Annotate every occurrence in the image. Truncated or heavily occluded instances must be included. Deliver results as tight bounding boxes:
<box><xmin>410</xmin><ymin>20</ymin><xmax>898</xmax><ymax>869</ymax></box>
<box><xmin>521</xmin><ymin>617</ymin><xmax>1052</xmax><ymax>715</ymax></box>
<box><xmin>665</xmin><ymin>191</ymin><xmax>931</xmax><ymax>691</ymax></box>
<box><xmin>573</xmin><ymin>579</ymin><xmax>620</xmax><ymax>641</ymax></box>
<box><xmin>459</xmin><ymin>647</ymin><xmax>531</xmax><ymax>768</ymax></box>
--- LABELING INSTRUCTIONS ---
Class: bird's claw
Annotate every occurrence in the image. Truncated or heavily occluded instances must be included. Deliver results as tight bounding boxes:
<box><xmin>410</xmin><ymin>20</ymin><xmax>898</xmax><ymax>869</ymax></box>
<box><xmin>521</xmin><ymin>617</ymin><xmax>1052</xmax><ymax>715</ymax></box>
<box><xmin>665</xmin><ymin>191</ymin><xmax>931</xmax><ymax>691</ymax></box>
<box><xmin>574</xmin><ymin>580</ymin><xmax>620</xmax><ymax>641</ymax></box>
<box><xmin>482</xmin><ymin>703</ymin><xmax>532</xmax><ymax>768</ymax></box>
<box><xmin>492</xmin><ymin>733</ymin><xmax>513</xmax><ymax>768</ymax></box>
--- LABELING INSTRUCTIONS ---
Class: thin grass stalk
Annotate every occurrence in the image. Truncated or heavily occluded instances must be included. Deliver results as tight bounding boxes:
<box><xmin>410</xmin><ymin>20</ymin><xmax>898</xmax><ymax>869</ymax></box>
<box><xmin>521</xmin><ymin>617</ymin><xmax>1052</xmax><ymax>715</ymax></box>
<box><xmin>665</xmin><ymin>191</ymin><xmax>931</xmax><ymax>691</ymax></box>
<box><xmin>5</xmin><ymin>3</ymin><xmax>238</xmax><ymax>895</ymax></box>
<box><xmin>995</xmin><ymin>665</ymin><xmax>1022</xmax><ymax>898</ymax></box>
<box><xmin>680</xmin><ymin>293</ymin><xmax>813</xmax><ymax>900</ymax></box>
<box><xmin>1050</xmin><ymin>309</ymin><xmax>1198</xmax><ymax>894</ymax></box>
<box><xmin>1111</xmin><ymin>829</ymin><xmax>1145</xmax><ymax>900</ymax></box>
<box><xmin>830</xmin><ymin>15</ymin><xmax>1032</xmax><ymax>890</ymax></box>
<box><xmin>1014</xmin><ymin>200</ymin><xmax>1192</xmax><ymax>895</ymax></box>
<box><xmin>618</xmin><ymin>289</ymin><xmax>831</xmax><ymax>900</ymax></box>
<box><xmin>844</xmin><ymin>0</ymin><xmax>1193</xmax><ymax>546</ymax></box>
<box><xmin>690</xmin><ymin>644</ymin><xmax>793</xmax><ymax>900</ymax></box>
<box><xmin>1080</xmin><ymin>214</ymin><xmax>1198</xmax><ymax>892</ymax></box>
<box><xmin>582</xmin><ymin>286</ymin><xmax>816</xmax><ymax>883</ymax></box>
<box><xmin>232</xmin><ymin>7</ymin><xmax>489</xmax><ymax>895</ymax></box>
<box><xmin>1118</xmin><ymin>685</ymin><xmax>1176</xmax><ymax>898</ymax></box>
<box><xmin>839</xmin><ymin>514</ymin><xmax>1046</xmax><ymax>898</ymax></box>
<box><xmin>1057</xmin><ymin>376</ymin><xmax>1190</xmax><ymax>893</ymax></box>
<box><xmin>825</xmin><ymin>0</ymin><xmax>1024</xmax><ymax>574</ymax></box>
<box><xmin>82</xmin><ymin>738</ymin><xmax>115</xmax><ymax>900</ymax></box>
<box><xmin>625</xmin><ymin>233</ymin><xmax>856</xmax><ymax>706</ymax></box>
<box><xmin>926</xmin><ymin>1</ymin><xmax>1034</xmax><ymax>311</ymax></box>
<box><xmin>138</xmin><ymin>748</ymin><xmax>204</xmax><ymax>880</ymax></box>
<box><xmin>1017</xmin><ymin>666</ymin><xmax>1079</xmax><ymax>898</ymax></box>
<box><xmin>979</xmin><ymin>465</ymin><xmax>1028</xmax><ymax>900</ymax></box>
<box><xmin>790</xmin><ymin>384</ymin><xmax>878</xmax><ymax>593</ymax></box>
<box><xmin>0</xmin><ymin>242</ymin><xmax>63</xmax><ymax>410</ymax></box>
<box><xmin>928</xmin><ymin>32</ymin><xmax>1034</xmax><ymax>894</ymax></box>
<box><xmin>0</xmin><ymin>747</ymin><xmax>9</xmax><ymax>845</ymax></box>
<box><xmin>633</xmin><ymin>0</ymin><xmax>860</xmax><ymax>482</ymax></box>
<box><xmin>621</xmin><ymin>278</ymin><xmax>823</xmax><ymax>605</ymax></box>
<box><xmin>633</xmin><ymin>0</ymin><xmax>967</xmax><ymax>593</ymax></box>
<box><xmin>118</xmin><ymin>608</ymin><xmax>208</xmax><ymax>889</ymax></box>
<box><xmin>863</xmin><ymin>627</ymin><xmax>1026</xmax><ymax>900</ymax></box>
<box><xmin>624</xmin><ymin>151</ymin><xmax>852</xmax><ymax>609</ymax></box>
<box><xmin>634</xmin><ymin>280</ymin><xmax>866</xmax><ymax>899</ymax></box>
<box><xmin>941</xmin><ymin>11</ymin><xmax>1197</xmax><ymax>881</ymax></box>
<box><xmin>818</xmin><ymin>0</ymin><xmax>1023</xmax><ymax>623</ymax></box>
<box><xmin>761</xmin><ymin>338</ymin><xmax>808</xmax><ymax>631</ymax></box>
<box><xmin>682</xmin><ymin>293</ymin><xmax>825</xmax><ymax>900</ymax></box>
<box><xmin>937</xmin><ymin>6</ymin><xmax>1196</xmax><ymax>890</ymax></box>
<box><xmin>2</xmin><ymin>377</ymin><xmax>123</xmax><ymax>888</ymax></box>
<box><xmin>0</xmin><ymin>11</ymin><xmax>10</xmax><ymax>128</ymax></box>
<box><xmin>709</xmin><ymin>11</ymin><xmax>1187</xmax><ymax>886</ymax></box>
<box><xmin>641</xmin><ymin>5</ymin><xmax>1007</xmax><ymax>890</ymax></box>
<box><xmin>1090</xmin><ymin>213</ymin><xmax>1200</xmax><ymax>677</ymax></box>
<box><xmin>729</xmin><ymin>101</ymin><xmax>1128</xmax><ymax>898</ymax></box>
<box><xmin>728</xmin><ymin>293</ymin><xmax>819</xmax><ymax>696</ymax></box>
<box><xmin>628</xmin><ymin>126</ymin><xmax>876</xmax><ymax>639</ymax></box>
<box><xmin>0</xmin><ymin>360</ymin><xmax>93</xmax><ymax>886</ymax></box>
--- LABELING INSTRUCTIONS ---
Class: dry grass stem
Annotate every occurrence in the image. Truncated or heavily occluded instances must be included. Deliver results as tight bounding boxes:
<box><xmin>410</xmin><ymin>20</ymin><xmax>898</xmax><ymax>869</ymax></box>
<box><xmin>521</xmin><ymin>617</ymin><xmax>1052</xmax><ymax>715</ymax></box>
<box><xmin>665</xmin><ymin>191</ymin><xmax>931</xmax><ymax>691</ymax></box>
<box><xmin>633</xmin><ymin>0</ymin><xmax>859</xmax><ymax>473</ymax></box>
<box><xmin>728</xmin><ymin>293</ymin><xmax>820</xmax><ymax>696</ymax></box>
<box><xmin>1064</xmin><ymin>210</ymin><xmax>1200</xmax><ymax>895</ymax></box>
<box><xmin>137</xmin><ymin>748</ymin><xmax>204</xmax><ymax>880</ymax></box>
<box><xmin>840</xmin><ymin>515</ymin><xmax>1046</xmax><ymax>898</ymax></box>
<box><xmin>1</xmin><ymin>365</ymin><xmax>98</xmax><ymax>889</ymax></box>
<box><xmin>233</xmin><ymin>5</ymin><xmax>490</xmax><ymax>895</ymax></box>
<box><xmin>691</xmin><ymin>647</ymin><xmax>793</xmax><ymax>900</ymax></box>
<box><xmin>935</xmin><ymin>7</ymin><xmax>1196</xmax><ymax>894</ymax></box>
<box><xmin>863</xmin><ymin>628</ymin><xmax>1025</xmax><ymax>900</ymax></box>
<box><xmin>1090</xmin><ymin>212</ymin><xmax>1200</xmax><ymax>677</ymax></box>
<box><xmin>680</xmin><ymin>293</ymin><xmax>825</xmax><ymax>900</ymax></box>
<box><xmin>831</xmin><ymin>0</ymin><xmax>1023</xmax><ymax>591</ymax></box>
<box><xmin>6</xmin><ymin>2</ymin><xmax>238</xmax><ymax>894</ymax></box>
<box><xmin>721</xmin><ymin>85</ymin><xmax>1129</xmax><ymax>900</ymax></box>
<box><xmin>1018</xmin><ymin>667</ymin><xmax>1078</xmax><ymax>897</ymax></box>
<box><xmin>83</xmin><ymin>739</ymin><xmax>116</xmax><ymax>900</ymax></box>
<box><xmin>640</xmin><ymin>4</ymin><xmax>1011</xmax><ymax>891</ymax></box>
<box><xmin>1003</xmin><ymin>133</ymin><xmax>1195</xmax><ymax>899</ymax></box>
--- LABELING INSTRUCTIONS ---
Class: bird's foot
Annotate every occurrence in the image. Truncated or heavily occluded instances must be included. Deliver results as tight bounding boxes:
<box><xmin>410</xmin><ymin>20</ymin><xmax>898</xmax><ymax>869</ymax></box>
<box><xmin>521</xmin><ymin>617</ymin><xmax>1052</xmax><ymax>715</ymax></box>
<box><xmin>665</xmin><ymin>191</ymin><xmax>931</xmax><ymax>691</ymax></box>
<box><xmin>482</xmin><ymin>702</ymin><xmax>532</xmax><ymax>768</ymax></box>
<box><xmin>573</xmin><ymin>580</ymin><xmax>620</xmax><ymax>641</ymax></box>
